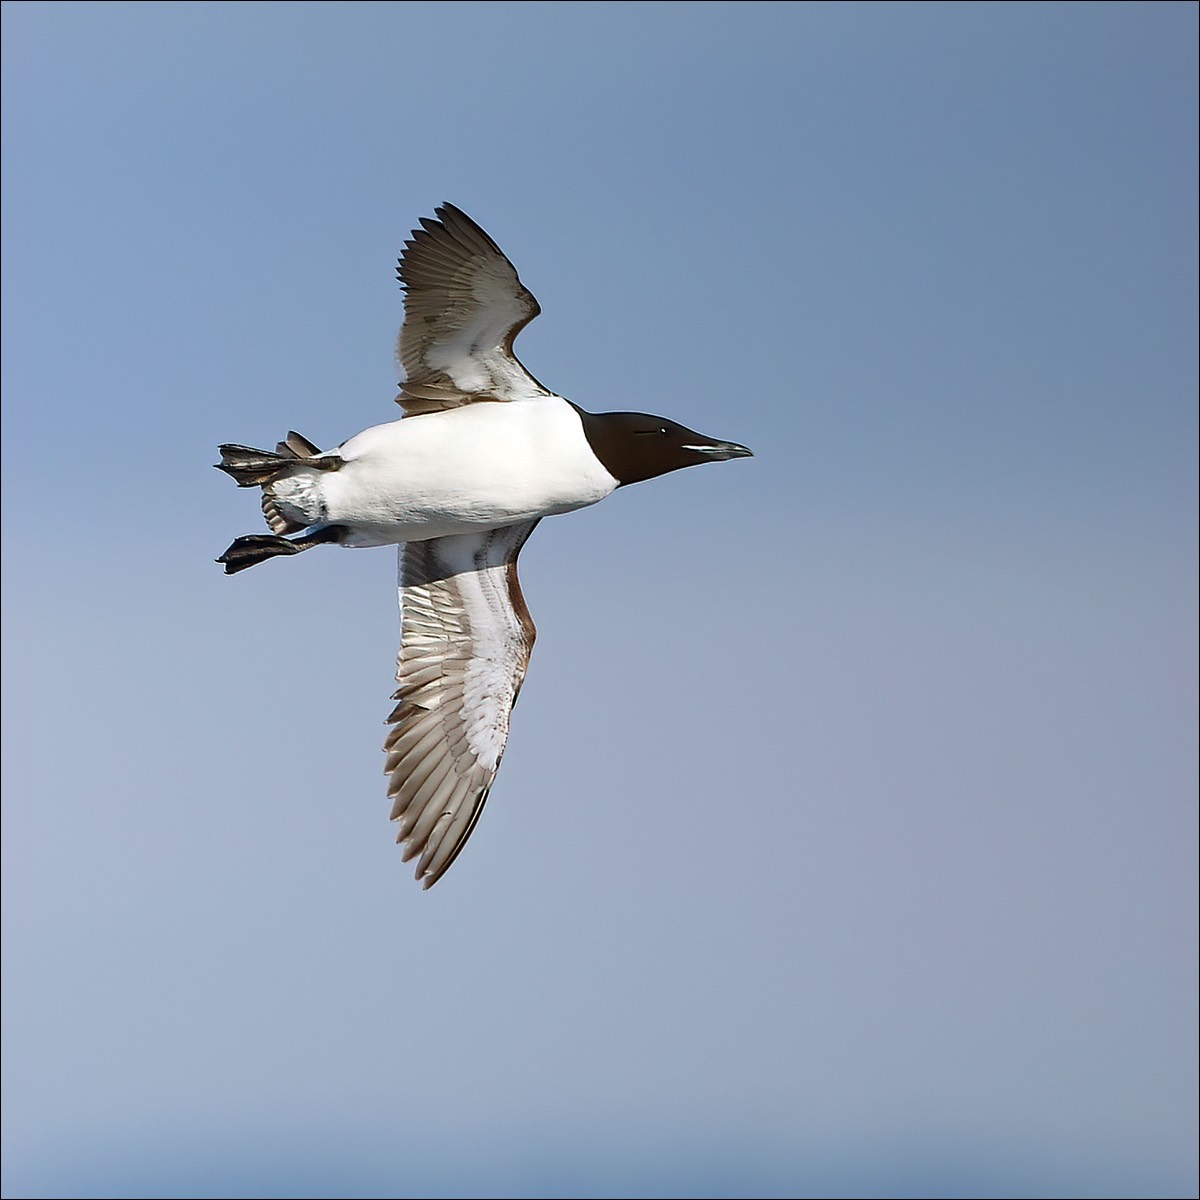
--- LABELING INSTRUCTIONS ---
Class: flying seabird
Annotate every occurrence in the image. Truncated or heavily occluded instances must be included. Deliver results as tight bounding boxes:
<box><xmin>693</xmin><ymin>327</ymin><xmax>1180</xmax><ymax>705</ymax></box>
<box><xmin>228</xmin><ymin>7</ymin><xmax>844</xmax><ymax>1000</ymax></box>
<box><xmin>216</xmin><ymin>204</ymin><xmax>751</xmax><ymax>888</ymax></box>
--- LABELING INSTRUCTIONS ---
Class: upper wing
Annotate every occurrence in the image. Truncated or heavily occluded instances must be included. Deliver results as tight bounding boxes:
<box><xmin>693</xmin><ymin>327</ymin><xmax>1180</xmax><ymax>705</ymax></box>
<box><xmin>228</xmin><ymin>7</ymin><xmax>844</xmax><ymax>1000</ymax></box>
<box><xmin>395</xmin><ymin>203</ymin><xmax>551</xmax><ymax>412</ymax></box>
<box><xmin>385</xmin><ymin>520</ymin><xmax>540</xmax><ymax>888</ymax></box>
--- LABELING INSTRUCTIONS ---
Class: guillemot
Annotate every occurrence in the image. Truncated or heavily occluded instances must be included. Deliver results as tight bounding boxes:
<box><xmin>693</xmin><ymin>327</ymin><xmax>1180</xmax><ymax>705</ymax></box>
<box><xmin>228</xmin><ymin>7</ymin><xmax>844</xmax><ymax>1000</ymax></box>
<box><xmin>216</xmin><ymin>203</ymin><xmax>751</xmax><ymax>888</ymax></box>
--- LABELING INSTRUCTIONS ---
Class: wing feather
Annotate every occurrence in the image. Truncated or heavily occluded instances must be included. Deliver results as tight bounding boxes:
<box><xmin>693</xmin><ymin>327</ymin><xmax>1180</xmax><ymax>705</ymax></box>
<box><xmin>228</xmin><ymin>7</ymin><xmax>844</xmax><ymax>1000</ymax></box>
<box><xmin>394</xmin><ymin>204</ymin><xmax>550</xmax><ymax>411</ymax></box>
<box><xmin>385</xmin><ymin>520</ymin><xmax>540</xmax><ymax>887</ymax></box>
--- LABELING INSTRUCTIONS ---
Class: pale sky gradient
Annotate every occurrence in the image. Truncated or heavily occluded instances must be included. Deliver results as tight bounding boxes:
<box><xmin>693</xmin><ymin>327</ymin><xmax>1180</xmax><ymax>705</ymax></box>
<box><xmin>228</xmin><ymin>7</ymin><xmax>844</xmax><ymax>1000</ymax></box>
<box><xmin>2</xmin><ymin>3</ymin><xmax>1197</xmax><ymax>1198</ymax></box>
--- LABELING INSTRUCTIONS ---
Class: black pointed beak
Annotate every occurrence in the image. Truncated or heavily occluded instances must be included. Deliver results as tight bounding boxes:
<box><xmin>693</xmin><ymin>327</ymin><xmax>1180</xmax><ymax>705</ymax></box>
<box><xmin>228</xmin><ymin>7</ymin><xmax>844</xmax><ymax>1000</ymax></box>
<box><xmin>685</xmin><ymin>439</ymin><xmax>754</xmax><ymax>461</ymax></box>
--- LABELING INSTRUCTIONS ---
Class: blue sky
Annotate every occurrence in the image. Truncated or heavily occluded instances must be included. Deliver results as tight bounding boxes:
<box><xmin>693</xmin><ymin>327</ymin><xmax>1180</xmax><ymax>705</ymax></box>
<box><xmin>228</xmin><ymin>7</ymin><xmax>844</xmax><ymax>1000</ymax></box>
<box><xmin>2</xmin><ymin>2</ymin><xmax>1196</xmax><ymax>1197</ymax></box>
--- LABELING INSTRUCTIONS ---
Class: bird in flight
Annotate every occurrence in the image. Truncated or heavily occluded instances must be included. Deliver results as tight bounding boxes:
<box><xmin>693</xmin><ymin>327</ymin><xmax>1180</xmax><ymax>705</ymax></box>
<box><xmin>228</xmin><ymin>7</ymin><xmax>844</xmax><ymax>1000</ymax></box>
<box><xmin>217</xmin><ymin>204</ymin><xmax>752</xmax><ymax>888</ymax></box>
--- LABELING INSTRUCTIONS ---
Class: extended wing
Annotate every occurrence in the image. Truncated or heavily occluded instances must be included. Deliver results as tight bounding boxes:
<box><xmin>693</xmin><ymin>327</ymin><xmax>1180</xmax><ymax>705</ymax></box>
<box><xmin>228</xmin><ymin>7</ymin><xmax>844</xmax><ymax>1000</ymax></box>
<box><xmin>395</xmin><ymin>203</ymin><xmax>550</xmax><ymax>412</ymax></box>
<box><xmin>385</xmin><ymin>520</ymin><xmax>540</xmax><ymax>887</ymax></box>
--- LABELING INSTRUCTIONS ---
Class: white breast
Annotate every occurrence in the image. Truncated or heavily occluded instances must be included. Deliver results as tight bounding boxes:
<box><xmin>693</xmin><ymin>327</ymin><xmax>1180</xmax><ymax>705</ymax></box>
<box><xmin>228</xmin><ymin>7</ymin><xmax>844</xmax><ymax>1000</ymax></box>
<box><xmin>310</xmin><ymin>398</ymin><xmax>618</xmax><ymax>545</ymax></box>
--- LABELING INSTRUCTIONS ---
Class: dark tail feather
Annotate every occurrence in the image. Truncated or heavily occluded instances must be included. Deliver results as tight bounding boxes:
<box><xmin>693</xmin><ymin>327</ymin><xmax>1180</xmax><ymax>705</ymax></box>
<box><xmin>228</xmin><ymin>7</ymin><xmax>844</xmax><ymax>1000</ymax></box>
<box><xmin>216</xmin><ymin>526</ymin><xmax>343</xmax><ymax>575</ymax></box>
<box><xmin>276</xmin><ymin>430</ymin><xmax>322</xmax><ymax>458</ymax></box>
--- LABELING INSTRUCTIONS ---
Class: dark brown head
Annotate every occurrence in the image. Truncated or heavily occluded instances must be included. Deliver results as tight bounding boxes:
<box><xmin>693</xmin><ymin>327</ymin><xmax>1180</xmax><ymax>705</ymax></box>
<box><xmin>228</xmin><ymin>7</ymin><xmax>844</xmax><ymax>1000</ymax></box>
<box><xmin>573</xmin><ymin>407</ymin><xmax>753</xmax><ymax>487</ymax></box>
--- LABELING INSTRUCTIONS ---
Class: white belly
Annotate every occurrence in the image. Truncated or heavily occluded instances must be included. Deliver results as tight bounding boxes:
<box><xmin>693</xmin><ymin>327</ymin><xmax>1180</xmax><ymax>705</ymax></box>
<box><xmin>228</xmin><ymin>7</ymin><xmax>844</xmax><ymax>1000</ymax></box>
<box><xmin>272</xmin><ymin>399</ymin><xmax>618</xmax><ymax>546</ymax></box>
